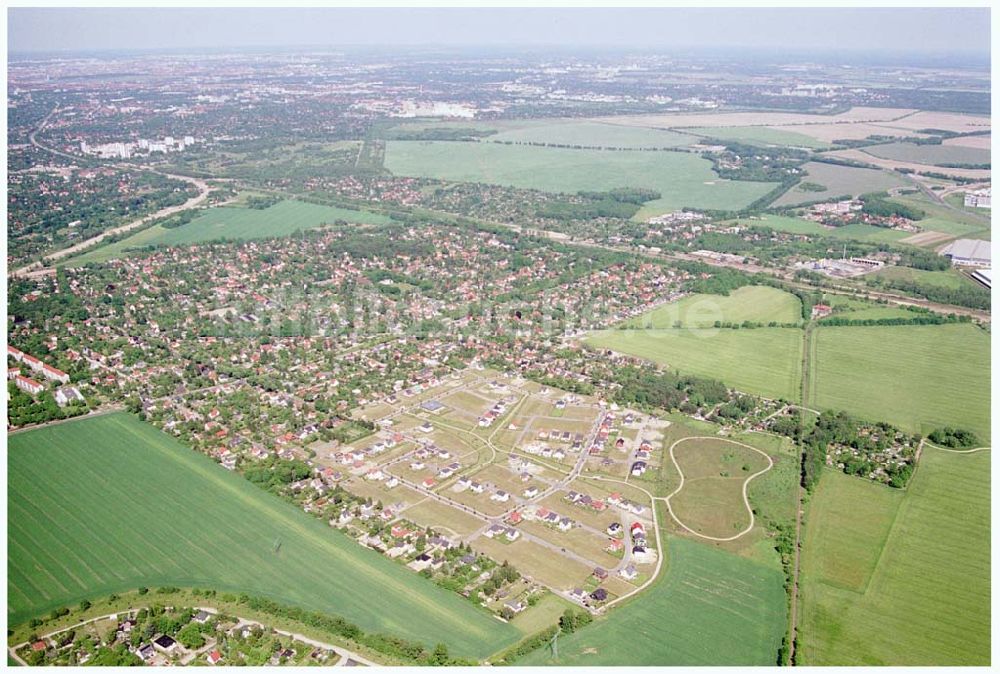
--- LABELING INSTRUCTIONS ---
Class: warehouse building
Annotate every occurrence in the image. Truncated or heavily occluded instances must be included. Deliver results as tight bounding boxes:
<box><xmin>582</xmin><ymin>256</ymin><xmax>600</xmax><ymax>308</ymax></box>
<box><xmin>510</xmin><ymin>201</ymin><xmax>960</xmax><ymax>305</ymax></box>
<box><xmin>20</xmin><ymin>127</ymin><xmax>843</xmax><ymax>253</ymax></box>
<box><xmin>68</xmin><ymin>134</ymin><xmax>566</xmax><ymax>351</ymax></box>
<box><xmin>941</xmin><ymin>239</ymin><xmax>991</xmax><ymax>267</ymax></box>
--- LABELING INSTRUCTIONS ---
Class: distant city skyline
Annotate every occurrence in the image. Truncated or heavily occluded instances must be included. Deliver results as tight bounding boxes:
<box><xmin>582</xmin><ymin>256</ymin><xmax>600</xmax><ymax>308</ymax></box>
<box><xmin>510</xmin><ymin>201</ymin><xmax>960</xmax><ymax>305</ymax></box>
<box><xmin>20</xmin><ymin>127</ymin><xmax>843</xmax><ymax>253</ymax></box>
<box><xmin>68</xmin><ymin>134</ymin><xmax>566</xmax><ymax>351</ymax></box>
<box><xmin>7</xmin><ymin>7</ymin><xmax>991</xmax><ymax>59</ymax></box>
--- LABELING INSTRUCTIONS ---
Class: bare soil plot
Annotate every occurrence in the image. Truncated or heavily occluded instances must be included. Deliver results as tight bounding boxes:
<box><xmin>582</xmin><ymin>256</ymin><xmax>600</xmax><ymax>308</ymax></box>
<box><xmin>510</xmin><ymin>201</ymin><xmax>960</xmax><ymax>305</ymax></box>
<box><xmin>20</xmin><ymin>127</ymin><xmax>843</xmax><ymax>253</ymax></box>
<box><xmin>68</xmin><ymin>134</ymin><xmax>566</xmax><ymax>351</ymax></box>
<box><xmin>598</xmin><ymin>107</ymin><xmax>913</xmax><ymax>130</ymax></box>
<box><xmin>773</xmin><ymin>161</ymin><xmax>909</xmax><ymax>206</ymax></box>
<box><xmin>881</xmin><ymin>110</ymin><xmax>991</xmax><ymax>134</ymax></box>
<box><xmin>769</xmin><ymin>122</ymin><xmax>924</xmax><ymax>143</ymax></box>
<box><xmin>826</xmin><ymin>149</ymin><xmax>991</xmax><ymax>180</ymax></box>
<box><xmin>518</xmin><ymin>520</ymin><xmax>612</xmax><ymax>566</ymax></box>
<box><xmin>943</xmin><ymin>133</ymin><xmax>991</xmax><ymax>149</ymax></box>
<box><xmin>402</xmin><ymin>499</ymin><xmax>485</xmax><ymax>537</ymax></box>
<box><xmin>344</xmin><ymin>477</ymin><xmax>424</xmax><ymax>506</ymax></box>
<box><xmin>446</xmin><ymin>487</ymin><xmax>511</xmax><ymax>517</ymax></box>
<box><xmin>898</xmin><ymin>230</ymin><xmax>954</xmax><ymax>247</ymax></box>
<box><xmin>440</xmin><ymin>389</ymin><xmax>497</xmax><ymax>416</ymax></box>
<box><xmin>472</xmin><ymin>537</ymin><xmax>594</xmax><ymax>591</ymax></box>
<box><xmin>863</xmin><ymin>141</ymin><xmax>990</xmax><ymax>167</ymax></box>
<box><xmin>470</xmin><ymin>463</ymin><xmax>533</xmax><ymax>495</ymax></box>
<box><xmin>536</xmin><ymin>492</ymin><xmax>618</xmax><ymax>533</ymax></box>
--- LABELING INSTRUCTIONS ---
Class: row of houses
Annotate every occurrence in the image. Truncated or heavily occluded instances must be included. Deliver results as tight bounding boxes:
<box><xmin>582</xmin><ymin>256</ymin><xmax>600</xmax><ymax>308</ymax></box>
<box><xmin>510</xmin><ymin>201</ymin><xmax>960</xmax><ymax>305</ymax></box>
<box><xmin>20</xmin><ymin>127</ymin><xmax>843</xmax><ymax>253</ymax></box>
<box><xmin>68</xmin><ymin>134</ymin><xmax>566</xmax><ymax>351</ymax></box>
<box><xmin>8</xmin><ymin>345</ymin><xmax>70</xmax><ymax>384</ymax></box>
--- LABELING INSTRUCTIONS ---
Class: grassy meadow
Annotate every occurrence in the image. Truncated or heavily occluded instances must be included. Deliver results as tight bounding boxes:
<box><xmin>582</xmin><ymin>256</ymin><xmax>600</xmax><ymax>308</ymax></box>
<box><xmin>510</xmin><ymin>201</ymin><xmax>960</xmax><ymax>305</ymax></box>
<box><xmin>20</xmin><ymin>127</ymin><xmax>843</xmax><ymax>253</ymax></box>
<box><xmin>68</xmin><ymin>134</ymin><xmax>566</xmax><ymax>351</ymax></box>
<box><xmin>65</xmin><ymin>200</ymin><xmax>391</xmax><ymax>266</ymax></box>
<box><xmin>624</xmin><ymin>285</ymin><xmax>802</xmax><ymax>329</ymax></box>
<box><xmin>872</xmin><ymin>265</ymin><xmax>979</xmax><ymax>290</ymax></box>
<box><xmin>384</xmin><ymin>140</ymin><xmax>777</xmax><ymax>216</ymax></box>
<box><xmin>385</xmin><ymin>118</ymin><xmax>697</xmax><ymax>148</ymax></box>
<box><xmin>773</xmin><ymin>162</ymin><xmax>908</xmax><ymax>207</ymax></box>
<box><xmin>668</xmin><ymin>438</ymin><xmax>772</xmax><ymax>538</ymax></box>
<box><xmin>798</xmin><ymin>449</ymin><xmax>990</xmax><ymax>665</ymax></box>
<box><xmin>686</xmin><ymin>125</ymin><xmax>831</xmax><ymax>149</ymax></box>
<box><xmin>809</xmin><ymin>323</ymin><xmax>990</xmax><ymax>439</ymax></box>
<box><xmin>586</xmin><ymin>326</ymin><xmax>804</xmax><ymax>401</ymax></box>
<box><xmin>863</xmin><ymin>141</ymin><xmax>990</xmax><ymax>167</ymax></box>
<box><xmin>516</xmin><ymin>535</ymin><xmax>786</xmax><ymax>666</ymax></box>
<box><xmin>746</xmin><ymin>214</ymin><xmax>911</xmax><ymax>243</ymax></box>
<box><xmin>7</xmin><ymin>413</ymin><xmax>519</xmax><ymax>658</ymax></box>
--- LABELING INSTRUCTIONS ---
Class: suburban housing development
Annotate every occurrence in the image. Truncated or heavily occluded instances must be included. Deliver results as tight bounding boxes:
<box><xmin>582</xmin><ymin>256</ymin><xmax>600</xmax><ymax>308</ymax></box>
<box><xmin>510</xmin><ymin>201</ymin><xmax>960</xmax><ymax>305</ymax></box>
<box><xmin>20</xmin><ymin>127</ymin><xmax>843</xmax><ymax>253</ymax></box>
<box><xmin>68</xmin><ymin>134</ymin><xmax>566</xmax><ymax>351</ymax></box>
<box><xmin>5</xmin><ymin>6</ymin><xmax>991</xmax><ymax>669</ymax></box>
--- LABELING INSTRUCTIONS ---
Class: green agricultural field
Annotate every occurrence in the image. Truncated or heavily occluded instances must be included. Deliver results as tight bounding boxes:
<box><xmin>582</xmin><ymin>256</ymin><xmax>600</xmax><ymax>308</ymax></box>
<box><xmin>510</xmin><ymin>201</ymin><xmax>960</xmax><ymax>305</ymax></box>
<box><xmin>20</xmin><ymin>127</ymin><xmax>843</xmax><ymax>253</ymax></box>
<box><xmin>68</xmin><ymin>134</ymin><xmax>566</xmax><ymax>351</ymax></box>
<box><xmin>385</xmin><ymin>118</ymin><xmax>697</xmax><ymax>148</ymax></box>
<box><xmin>747</xmin><ymin>215</ymin><xmax>909</xmax><ymax>243</ymax></box>
<box><xmin>491</xmin><ymin>120</ymin><xmax>696</xmax><ymax>148</ymax></box>
<box><xmin>820</xmin><ymin>296</ymin><xmax>929</xmax><ymax>321</ymax></box>
<box><xmin>65</xmin><ymin>200</ymin><xmax>391</xmax><ymax>266</ymax></box>
<box><xmin>863</xmin><ymin>142</ymin><xmax>990</xmax><ymax>167</ymax></box>
<box><xmin>384</xmin><ymin>140</ymin><xmax>777</xmax><ymax>216</ymax></box>
<box><xmin>516</xmin><ymin>536</ymin><xmax>786</xmax><ymax>666</ymax></box>
<box><xmin>624</xmin><ymin>285</ymin><xmax>802</xmax><ymax>328</ymax></box>
<box><xmin>773</xmin><ymin>162</ymin><xmax>908</xmax><ymax>207</ymax></box>
<box><xmin>799</xmin><ymin>449</ymin><xmax>990</xmax><ymax>665</ymax></box>
<box><xmin>872</xmin><ymin>265</ymin><xmax>978</xmax><ymax>290</ymax></box>
<box><xmin>7</xmin><ymin>413</ymin><xmax>519</xmax><ymax>659</ymax></box>
<box><xmin>809</xmin><ymin>323</ymin><xmax>990</xmax><ymax>439</ymax></box>
<box><xmin>587</xmin><ymin>327</ymin><xmax>803</xmax><ymax>401</ymax></box>
<box><xmin>686</xmin><ymin>126</ymin><xmax>831</xmax><ymax>149</ymax></box>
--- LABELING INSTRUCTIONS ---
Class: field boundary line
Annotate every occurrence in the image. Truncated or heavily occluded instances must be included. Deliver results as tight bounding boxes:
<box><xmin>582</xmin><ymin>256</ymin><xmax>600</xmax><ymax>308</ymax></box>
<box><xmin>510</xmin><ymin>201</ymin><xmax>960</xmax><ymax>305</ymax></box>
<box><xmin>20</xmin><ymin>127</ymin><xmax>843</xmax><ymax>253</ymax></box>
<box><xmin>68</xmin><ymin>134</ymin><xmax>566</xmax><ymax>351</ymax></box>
<box><xmin>922</xmin><ymin>440</ymin><xmax>991</xmax><ymax>454</ymax></box>
<box><xmin>663</xmin><ymin>436</ymin><xmax>773</xmax><ymax>542</ymax></box>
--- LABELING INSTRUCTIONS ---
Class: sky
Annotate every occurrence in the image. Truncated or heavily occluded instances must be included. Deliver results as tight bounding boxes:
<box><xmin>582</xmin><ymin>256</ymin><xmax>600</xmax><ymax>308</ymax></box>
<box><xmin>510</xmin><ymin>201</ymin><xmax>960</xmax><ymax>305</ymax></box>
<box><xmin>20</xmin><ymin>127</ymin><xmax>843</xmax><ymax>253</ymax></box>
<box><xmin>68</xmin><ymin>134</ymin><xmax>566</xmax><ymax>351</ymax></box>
<box><xmin>7</xmin><ymin>7</ymin><xmax>991</xmax><ymax>57</ymax></box>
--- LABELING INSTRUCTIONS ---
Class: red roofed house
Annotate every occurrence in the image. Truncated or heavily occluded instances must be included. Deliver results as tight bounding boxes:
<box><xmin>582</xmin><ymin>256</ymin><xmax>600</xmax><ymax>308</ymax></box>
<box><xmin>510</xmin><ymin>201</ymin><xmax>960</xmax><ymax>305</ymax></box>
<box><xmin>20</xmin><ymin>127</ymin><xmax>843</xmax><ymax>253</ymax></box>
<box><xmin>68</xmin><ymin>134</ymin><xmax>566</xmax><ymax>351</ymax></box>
<box><xmin>15</xmin><ymin>375</ymin><xmax>44</xmax><ymax>396</ymax></box>
<box><xmin>41</xmin><ymin>364</ymin><xmax>70</xmax><ymax>384</ymax></box>
<box><xmin>22</xmin><ymin>353</ymin><xmax>43</xmax><ymax>372</ymax></box>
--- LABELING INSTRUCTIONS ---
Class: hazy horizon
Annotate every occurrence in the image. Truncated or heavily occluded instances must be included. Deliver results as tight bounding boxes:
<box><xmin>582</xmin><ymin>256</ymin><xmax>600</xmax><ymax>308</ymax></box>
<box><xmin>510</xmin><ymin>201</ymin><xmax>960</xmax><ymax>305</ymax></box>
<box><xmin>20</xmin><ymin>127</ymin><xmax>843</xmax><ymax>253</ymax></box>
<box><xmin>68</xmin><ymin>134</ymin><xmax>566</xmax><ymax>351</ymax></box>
<box><xmin>8</xmin><ymin>7</ymin><xmax>991</xmax><ymax>61</ymax></box>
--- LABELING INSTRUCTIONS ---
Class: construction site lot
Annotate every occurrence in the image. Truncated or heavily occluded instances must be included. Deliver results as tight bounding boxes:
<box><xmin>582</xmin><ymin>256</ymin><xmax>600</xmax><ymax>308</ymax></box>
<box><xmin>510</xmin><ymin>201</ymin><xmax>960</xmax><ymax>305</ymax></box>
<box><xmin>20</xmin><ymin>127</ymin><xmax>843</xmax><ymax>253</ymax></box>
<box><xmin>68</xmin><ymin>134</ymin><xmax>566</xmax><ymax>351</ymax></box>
<box><xmin>329</xmin><ymin>368</ymin><xmax>667</xmax><ymax>612</ymax></box>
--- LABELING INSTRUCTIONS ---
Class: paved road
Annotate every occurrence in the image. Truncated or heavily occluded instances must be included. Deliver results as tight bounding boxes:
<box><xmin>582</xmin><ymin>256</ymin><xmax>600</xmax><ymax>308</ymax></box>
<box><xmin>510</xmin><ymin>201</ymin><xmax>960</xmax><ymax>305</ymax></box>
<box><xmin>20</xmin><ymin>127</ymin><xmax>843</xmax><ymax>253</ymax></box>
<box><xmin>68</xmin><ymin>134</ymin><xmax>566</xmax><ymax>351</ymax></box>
<box><xmin>15</xmin><ymin>107</ymin><xmax>215</xmax><ymax>278</ymax></box>
<box><xmin>903</xmin><ymin>173</ymin><xmax>990</xmax><ymax>226</ymax></box>
<box><xmin>586</xmin><ymin>475</ymin><xmax>664</xmax><ymax>613</ymax></box>
<box><xmin>13</xmin><ymin>173</ymin><xmax>213</xmax><ymax>278</ymax></box>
